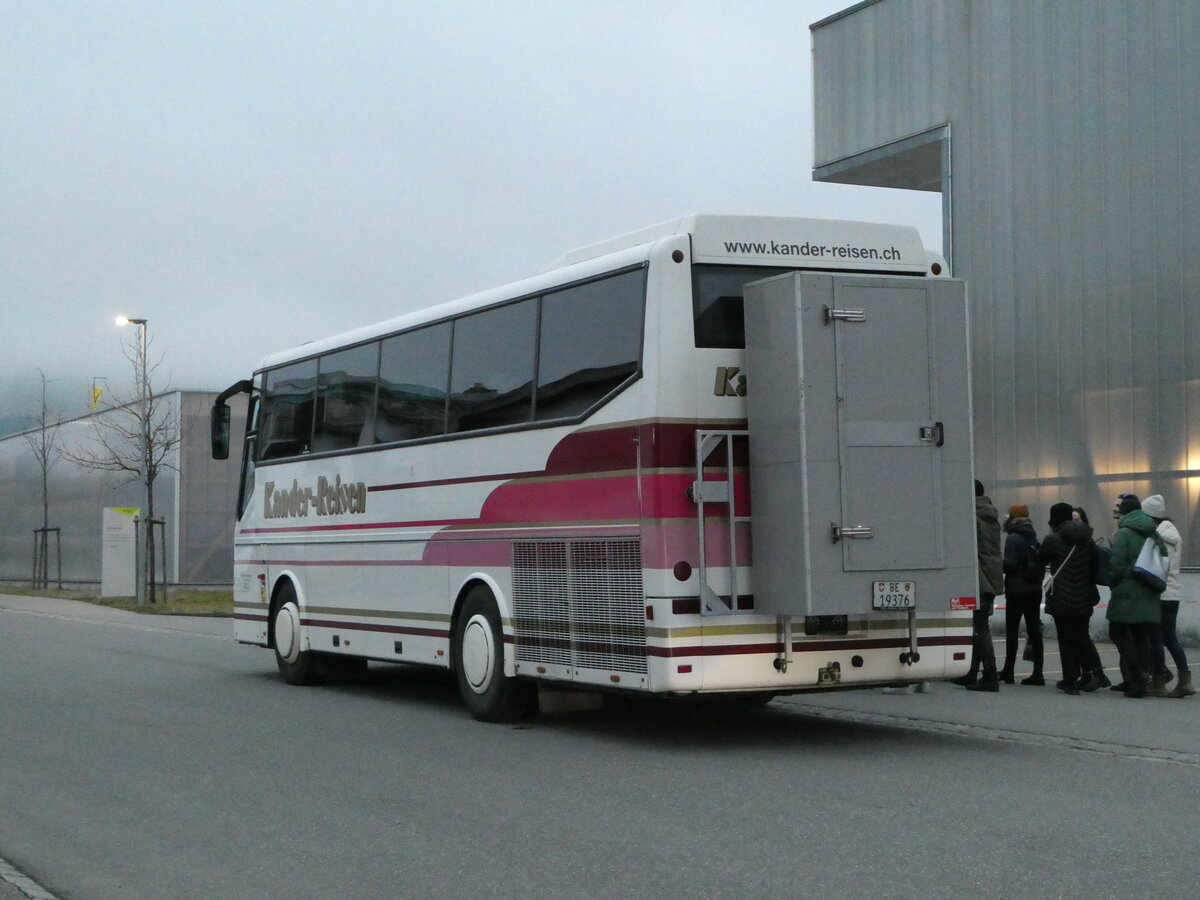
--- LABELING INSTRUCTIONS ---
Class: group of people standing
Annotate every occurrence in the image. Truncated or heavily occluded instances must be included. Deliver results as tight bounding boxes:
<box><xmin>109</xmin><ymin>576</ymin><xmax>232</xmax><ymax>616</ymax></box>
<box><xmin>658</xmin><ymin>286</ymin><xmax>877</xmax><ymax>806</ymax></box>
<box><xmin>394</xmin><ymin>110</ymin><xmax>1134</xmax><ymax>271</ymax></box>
<box><xmin>957</xmin><ymin>481</ymin><xmax>1194</xmax><ymax>698</ymax></box>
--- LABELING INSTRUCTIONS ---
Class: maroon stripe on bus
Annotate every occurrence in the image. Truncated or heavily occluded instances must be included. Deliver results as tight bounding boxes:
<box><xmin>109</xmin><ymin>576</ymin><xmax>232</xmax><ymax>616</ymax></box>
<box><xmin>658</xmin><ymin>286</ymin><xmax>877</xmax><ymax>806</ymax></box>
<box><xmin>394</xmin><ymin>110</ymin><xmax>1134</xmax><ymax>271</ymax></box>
<box><xmin>370</xmin><ymin>470</ymin><xmax>542</xmax><ymax>493</ymax></box>
<box><xmin>645</xmin><ymin>634</ymin><xmax>972</xmax><ymax>658</ymax></box>
<box><xmin>302</xmin><ymin>618</ymin><xmax>450</xmax><ymax>639</ymax></box>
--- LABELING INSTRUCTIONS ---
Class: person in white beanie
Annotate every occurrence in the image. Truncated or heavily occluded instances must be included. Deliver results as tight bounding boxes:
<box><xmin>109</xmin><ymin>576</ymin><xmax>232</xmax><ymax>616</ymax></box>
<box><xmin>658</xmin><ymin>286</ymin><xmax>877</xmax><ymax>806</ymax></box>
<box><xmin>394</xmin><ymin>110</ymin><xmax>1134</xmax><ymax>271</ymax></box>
<box><xmin>1142</xmin><ymin>494</ymin><xmax>1193</xmax><ymax>698</ymax></box>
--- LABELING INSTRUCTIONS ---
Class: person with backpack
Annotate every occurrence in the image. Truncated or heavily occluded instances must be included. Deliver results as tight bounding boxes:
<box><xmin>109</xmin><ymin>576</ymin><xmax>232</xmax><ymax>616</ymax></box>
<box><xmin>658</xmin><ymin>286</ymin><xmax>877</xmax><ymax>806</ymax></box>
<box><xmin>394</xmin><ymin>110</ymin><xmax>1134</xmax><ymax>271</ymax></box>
<box><xmin>999</xmin><ymin>503</ymin><xmax>1045</xmax><ymax>685</ymax></box>
<box><xmin>1039</xmin><ymin>502</ymin><xmax>1105</xmax><ymax>694</ymax></box>
<box><xmin>1106</xmin><ymin>493</ymin><xmax>1164</xmax><ymax>698</ymax></box>
<box><xmin>1141</xmin><ymin>494</ymin><xmax>1193</xmax><ymax>698</ymax></box>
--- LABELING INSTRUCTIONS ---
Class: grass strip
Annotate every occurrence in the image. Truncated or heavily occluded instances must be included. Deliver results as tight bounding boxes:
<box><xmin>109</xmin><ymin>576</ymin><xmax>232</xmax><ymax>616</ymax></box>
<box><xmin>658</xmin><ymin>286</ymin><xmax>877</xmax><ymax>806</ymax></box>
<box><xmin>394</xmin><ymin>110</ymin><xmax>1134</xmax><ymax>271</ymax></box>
<box><xmin>0</xmin><ymin>585</ymin><xmax>232</xmax><ymax>617</ymax></box>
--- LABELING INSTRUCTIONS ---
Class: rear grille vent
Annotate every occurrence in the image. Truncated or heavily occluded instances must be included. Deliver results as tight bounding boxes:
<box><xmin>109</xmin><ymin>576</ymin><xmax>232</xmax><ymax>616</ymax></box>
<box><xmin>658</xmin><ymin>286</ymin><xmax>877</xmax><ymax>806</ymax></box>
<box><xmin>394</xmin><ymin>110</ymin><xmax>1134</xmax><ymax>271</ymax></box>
<box><xmin>512</xmin><ymin>539</ymin><xmax>646</xmax><ymax>674</ymax></box>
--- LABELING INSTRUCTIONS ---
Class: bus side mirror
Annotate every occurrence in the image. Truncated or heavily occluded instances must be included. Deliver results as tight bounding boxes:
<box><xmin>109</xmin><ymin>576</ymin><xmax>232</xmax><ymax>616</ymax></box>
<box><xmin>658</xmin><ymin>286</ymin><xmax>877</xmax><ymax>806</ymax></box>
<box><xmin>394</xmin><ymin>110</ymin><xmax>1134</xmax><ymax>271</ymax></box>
<box><xmin>211</xmin><ymin>403</ymin><xmax>231</xmax><ymax>460</ymax></box>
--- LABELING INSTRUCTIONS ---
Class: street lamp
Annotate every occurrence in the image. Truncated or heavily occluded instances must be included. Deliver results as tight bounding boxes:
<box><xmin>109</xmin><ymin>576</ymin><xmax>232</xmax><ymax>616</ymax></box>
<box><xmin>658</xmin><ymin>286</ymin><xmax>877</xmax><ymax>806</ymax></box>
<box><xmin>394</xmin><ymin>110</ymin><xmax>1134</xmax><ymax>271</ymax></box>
<box><xmin>114</xmin><ymin>316</ymin><xmax>148</xmax><ymax>412</ymax></box>
<box><xmin>115</xmin><ymin>315</ymin><xmax>150</xmax><ymax>605</ymax></box>
<box><xmin>114</xmin><ymin>316</ymin><xmax>147</xmax><ymax>377</ymax></box>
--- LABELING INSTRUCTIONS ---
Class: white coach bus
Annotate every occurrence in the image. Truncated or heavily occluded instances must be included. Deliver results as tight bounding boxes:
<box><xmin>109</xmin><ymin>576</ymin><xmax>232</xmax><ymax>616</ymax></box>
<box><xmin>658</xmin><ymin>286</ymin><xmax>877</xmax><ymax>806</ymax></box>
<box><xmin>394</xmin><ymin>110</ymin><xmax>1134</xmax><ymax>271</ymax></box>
<box><xmin>212</xmin><ymin>214</ymin><xmax>977</xmax><ymax>721</ymax></box>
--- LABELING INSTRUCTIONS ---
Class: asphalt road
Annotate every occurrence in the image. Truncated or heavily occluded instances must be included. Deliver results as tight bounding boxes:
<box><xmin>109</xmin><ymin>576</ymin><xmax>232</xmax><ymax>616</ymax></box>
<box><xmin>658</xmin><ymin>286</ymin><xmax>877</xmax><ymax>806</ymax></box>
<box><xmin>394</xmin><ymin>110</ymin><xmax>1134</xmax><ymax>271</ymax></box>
<box><xmin>1</xmin><ymin>594</ymin><xmax>1197</xmax><ymax>900</ymax></box>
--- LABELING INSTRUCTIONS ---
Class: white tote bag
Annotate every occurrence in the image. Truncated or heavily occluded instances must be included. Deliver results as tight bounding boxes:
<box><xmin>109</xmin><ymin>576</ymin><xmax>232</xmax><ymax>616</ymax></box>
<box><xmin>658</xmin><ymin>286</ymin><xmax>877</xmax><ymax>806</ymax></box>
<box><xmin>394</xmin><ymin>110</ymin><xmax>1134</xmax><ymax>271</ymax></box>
<box><xmin>1131</xmin><ymin>536</ymin><xmax>1168</xmax><ymax>592</ymax></box>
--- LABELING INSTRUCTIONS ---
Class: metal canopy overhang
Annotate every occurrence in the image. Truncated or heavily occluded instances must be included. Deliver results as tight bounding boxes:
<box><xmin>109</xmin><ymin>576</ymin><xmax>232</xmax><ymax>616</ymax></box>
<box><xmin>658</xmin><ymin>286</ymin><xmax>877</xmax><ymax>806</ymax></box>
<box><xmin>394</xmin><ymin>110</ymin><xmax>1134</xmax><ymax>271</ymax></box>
<box><xmin>812</xmin><ymin>127</ymin><xmax>947</xmax><ymax>193</ymax></box>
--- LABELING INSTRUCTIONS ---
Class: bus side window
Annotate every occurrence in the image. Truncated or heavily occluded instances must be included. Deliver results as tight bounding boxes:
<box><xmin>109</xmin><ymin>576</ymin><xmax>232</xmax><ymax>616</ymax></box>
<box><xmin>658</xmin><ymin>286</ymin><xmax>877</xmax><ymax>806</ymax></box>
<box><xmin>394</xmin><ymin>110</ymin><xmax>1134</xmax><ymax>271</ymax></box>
<box><xmin>259</xmin><ymin>359</ymin><xmax>317</xmax><ymax>460</ymax></box>
<box><xmin>448</xmin><ymin>299</ymin><xmax>537</xmax><ymax>434</ymax></box>
<box><xmin>376</xmin><ymin>322</ymin><xmax>452</xmax><ymax>443</ymax></box>
<box><xmin>535</xmin><ymin>268</ymin><xmax>645</xmax><ymax>420</ymax></box>
<box><xmin>313</xmin><ymin>342</ymin><xmax>380</xmax><ymax>453</ymax></box>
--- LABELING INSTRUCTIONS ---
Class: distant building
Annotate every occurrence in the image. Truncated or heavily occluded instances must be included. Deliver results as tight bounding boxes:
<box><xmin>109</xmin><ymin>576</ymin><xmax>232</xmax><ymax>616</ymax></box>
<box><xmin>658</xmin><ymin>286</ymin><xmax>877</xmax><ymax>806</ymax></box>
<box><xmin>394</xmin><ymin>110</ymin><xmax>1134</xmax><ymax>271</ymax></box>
<box><xmin>0</xmin><ymin>391</ymin><xmax>246</xmax><ymax>587</ymax></box>
<box><xmin>812</xmin><ymin>0</ymin><xmax>1200</xmax><ymax>560</ymax></box>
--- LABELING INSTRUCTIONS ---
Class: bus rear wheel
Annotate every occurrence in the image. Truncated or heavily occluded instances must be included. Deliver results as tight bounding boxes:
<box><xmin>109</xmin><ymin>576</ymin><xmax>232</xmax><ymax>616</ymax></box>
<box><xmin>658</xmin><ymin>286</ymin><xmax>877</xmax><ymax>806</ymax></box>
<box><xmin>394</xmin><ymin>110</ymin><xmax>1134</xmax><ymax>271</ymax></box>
<box><xmin>273</xmin><ymin>584</ymin><xmax>319</xmax><ymax>685</ymax></box>
<box><xmin>454</xmin><ymin>585</ymin><xmax>533</xmax><ymax>722</ymax></box>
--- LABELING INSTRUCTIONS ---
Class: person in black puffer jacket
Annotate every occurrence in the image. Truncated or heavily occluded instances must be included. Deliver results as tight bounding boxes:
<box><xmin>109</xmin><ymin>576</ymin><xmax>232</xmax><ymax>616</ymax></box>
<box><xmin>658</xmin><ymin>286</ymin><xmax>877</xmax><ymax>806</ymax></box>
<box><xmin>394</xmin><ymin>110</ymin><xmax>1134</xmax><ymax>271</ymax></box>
<box><xmin>1039</xmin><ymin>502</ymin><xmax>1105</xmax><ymax>694</ymax></box>
<box><xmin>1000</xmin><ymin>504</ymin><xmax>1044</xmax><ymax>685</ymax></box>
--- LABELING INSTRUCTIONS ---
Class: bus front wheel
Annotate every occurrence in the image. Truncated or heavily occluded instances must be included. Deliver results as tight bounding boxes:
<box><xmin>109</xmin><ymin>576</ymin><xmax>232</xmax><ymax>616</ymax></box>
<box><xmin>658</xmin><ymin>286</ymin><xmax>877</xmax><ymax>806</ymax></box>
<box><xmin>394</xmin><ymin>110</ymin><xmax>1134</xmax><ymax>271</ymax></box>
<box><xmin>454</xmin><ymin>586</ymin><xmax>533</xmax><ymax>722</ymax></box>
<box><xmin>273</xmin><ymin>585</ymin><xmax>319</xmax><ymax>686</ymax></box>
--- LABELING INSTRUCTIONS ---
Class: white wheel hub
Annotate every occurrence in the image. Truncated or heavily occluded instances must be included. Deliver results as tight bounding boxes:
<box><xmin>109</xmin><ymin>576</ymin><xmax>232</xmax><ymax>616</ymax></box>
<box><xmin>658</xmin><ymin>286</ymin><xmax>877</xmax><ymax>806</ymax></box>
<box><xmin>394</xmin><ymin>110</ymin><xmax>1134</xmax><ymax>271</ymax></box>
<box><xmin>460</xmin><ymin>614</ymin><xmax>495</xmax><ymax>694</ymax></box>
<box><xmin>275</xmin><ymin>603</ymin><xmax>302</xmax><ymax>663</ymax></box>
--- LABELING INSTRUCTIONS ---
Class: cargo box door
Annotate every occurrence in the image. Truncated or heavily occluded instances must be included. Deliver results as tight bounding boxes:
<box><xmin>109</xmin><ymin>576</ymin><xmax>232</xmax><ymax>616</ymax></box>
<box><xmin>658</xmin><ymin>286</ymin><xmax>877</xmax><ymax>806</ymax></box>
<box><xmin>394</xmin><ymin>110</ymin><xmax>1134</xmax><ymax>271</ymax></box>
<box><xmin>833</xmin><ymin>280</ymin><xmax>943</xmax><ymax>572</ymax></box>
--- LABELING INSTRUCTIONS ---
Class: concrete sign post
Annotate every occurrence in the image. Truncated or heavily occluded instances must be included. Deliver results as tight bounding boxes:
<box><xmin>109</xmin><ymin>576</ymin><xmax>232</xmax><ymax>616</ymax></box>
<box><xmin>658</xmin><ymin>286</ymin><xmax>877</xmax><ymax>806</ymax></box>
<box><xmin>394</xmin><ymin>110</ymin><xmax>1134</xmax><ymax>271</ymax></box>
<box><xmin>101</xmin><ymin>507</ymin><xmax>139</xmax><ymax>598</ymax></box>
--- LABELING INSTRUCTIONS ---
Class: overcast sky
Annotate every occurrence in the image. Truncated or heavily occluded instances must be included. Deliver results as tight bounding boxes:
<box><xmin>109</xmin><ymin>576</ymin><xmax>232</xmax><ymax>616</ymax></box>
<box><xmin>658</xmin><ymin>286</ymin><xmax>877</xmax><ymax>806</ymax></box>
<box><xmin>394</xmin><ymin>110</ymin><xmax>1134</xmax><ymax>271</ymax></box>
<box><xmin>1</xmin><ymin>0</ymin><xmax>941</xmax><ymax>431</ymax></box>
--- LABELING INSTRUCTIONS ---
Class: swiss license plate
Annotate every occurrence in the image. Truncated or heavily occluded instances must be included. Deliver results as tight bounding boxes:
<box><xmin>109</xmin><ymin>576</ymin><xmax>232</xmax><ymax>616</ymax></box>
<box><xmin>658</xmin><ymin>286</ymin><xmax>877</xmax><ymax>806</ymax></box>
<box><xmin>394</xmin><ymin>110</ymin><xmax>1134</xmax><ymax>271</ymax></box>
<box><xmin>873</xmin><ymin>580</ymin><xmax>915</xmax><ymax>610</ymax></box>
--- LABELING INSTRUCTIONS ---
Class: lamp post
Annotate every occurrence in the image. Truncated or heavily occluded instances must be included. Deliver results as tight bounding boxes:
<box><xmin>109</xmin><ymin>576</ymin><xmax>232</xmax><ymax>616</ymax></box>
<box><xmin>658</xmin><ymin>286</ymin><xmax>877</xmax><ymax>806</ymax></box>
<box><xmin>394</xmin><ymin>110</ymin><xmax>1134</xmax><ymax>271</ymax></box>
<box><xmin>114</xmin><ymin>316</ymin><xmax>148</xmax><ymax>397</ymax></box>
<box><xmin>115</xmin><ymin>316</ymin><xmax>151</xmax><ymax>605</ymax></box>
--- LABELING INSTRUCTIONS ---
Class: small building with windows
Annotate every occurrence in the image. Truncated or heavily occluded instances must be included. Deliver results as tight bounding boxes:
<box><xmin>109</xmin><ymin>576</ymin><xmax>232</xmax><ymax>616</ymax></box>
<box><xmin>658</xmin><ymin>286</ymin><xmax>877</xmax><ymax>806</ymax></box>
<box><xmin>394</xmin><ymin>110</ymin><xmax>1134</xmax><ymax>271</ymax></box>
<box><xmin>0</xmin><ymin>390</ymin><xmax>246</xmax><ymax>588</ymax></box>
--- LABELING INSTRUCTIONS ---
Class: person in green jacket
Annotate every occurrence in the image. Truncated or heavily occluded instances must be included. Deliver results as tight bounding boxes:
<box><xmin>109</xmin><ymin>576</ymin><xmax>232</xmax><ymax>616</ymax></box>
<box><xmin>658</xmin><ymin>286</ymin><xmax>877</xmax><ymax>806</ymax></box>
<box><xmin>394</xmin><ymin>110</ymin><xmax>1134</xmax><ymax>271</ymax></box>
<box><xmin>957</xmin><ymin>480</ymin><xmax>1005</xmax><ymax>691</ymax></box>
<box><xmin>1105</xmin><ymin>494</ymin><xmax>1164</xmax><ymax>698</ymax></box>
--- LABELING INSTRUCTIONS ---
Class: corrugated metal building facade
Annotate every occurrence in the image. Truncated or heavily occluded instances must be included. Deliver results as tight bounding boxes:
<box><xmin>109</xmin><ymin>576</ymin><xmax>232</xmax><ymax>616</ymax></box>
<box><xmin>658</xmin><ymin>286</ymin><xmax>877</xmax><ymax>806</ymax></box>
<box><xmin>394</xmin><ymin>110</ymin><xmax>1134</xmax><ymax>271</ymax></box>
<box><xmin>0</xmin><ymin>391</ymin><xmax>246</xmax><ymax>586</ymax></box>
<box><xmin>812</xmin><ymin>0</ymin><xmax>1200</xmax><ymax>559</ymax></box>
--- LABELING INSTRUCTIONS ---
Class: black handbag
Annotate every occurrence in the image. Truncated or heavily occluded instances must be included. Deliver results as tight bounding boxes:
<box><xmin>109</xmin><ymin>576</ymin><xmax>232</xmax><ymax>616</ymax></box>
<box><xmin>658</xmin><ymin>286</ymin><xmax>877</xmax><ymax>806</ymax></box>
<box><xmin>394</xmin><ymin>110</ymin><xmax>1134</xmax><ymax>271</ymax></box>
<box><xmin>1094</xmin><ymin>544</ymin><xmax>1114</xmax><ymax>587</ymax></box>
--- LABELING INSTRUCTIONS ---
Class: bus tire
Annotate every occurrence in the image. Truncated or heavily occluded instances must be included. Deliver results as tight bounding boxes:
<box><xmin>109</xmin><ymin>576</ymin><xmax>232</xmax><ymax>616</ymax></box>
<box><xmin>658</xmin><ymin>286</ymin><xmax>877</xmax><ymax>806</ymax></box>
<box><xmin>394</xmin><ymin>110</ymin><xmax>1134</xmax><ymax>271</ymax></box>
<box><xmin>454</xmin><ymin>585</ymin><xmax>533</xmax><ymax>722</ymax></box>
<box><xmin>273</xmin><ymin>583</ymin><xmax>320</xmax><ymax>686</ymax></box>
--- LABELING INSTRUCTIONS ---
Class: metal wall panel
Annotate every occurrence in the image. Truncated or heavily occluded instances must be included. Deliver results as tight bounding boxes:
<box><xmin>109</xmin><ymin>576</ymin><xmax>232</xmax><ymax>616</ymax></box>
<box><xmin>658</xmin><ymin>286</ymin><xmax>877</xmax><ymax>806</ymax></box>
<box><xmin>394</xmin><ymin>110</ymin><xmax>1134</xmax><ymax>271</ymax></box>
<box><xmin>811</xmin><ymin>0</ymin><xmax>962</xmax><ymax>167</ymax></box>
<box><xmin>177</xmin><ymin>392</ymin><xmax>247</xmax><ymax>584</ymax></box>
<box><xmin>0</xmin><ymin>391</ymin><xmax>244</xmax><ymax>587</ymax></box>
<box><xmin>813</xmin><ymin>0</ymin><xmax>1200</xmax><ymax>558</ymax></box>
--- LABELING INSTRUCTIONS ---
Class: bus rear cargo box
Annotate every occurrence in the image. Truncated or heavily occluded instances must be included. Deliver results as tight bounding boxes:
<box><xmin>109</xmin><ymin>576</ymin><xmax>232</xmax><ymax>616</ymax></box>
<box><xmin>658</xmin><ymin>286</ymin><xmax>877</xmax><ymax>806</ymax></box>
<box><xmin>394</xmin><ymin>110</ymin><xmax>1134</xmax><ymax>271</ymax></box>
<box><xmin>744</xmin><ymin>272</ymin><xmax>974</xmax><ymax>618</ymax></box>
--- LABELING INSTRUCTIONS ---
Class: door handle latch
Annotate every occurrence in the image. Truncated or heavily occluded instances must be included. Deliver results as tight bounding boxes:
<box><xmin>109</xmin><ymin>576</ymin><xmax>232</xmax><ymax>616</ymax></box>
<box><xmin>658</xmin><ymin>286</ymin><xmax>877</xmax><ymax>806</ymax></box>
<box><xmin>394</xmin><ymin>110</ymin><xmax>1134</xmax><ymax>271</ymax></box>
<box><xmin>824</xmin><ymin>305</ymin><xmax>867</xmax><ymax>324</ymax></box>
<box><xmin>831</xmin><ymin>523</ymin><xmax>874</xmax><ymax>543</ymax></box>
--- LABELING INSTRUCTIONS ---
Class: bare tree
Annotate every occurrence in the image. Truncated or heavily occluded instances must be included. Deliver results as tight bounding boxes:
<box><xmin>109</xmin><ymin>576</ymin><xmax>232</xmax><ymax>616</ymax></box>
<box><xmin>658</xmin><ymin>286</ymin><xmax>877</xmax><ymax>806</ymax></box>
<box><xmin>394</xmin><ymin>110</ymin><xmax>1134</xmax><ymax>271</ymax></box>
<box><xmin>22</xmin><ymin>369</ymin><xmax>63</xmax><ymax>586</ymax></box>
<box><xmin>62</xmin><ymin>334</ymin><xmax>181</xmax><ymax>604</ymax></box>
